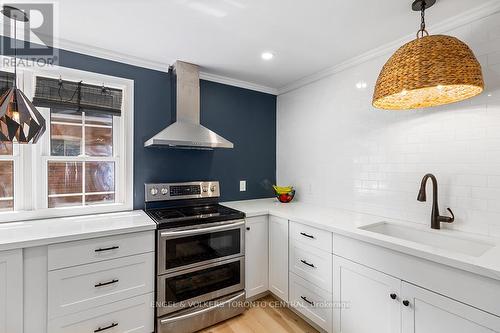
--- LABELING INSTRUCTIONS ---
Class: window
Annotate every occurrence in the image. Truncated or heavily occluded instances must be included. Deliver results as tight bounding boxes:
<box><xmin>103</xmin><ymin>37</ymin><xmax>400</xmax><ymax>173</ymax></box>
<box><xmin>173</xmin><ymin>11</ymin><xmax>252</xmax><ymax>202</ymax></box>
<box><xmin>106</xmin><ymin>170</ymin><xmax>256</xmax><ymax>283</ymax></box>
<box><xmin>0</xmin><ymin>142</ymin><xmax>14</xmax><ymax>211</ymax></box>
<box><xmin>0</xmin><ymin>71</ymin><xmax>15</xmax><ymax>211</ymax></box>
<box><xmin>0</xmin><ymin>63</ymin><xmax>133</xmax><ymax>222</ymax></box>
<box><xmin>47</xmin><ymin>110</ymin><xmax>116</xmax><ymax>208</ymax></box>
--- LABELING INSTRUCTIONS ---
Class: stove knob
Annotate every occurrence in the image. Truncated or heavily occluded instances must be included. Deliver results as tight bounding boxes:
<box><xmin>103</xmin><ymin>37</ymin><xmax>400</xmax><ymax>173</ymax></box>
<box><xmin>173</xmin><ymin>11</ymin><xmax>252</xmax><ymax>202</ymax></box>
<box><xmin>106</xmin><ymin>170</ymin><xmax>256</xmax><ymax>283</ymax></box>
<box><xmin>202</xmin><ymin>186</ymin><xmax>208</xmax><ymax>193</ymax></box>
<box><xmin>150</xmin><ymin>188</ymin><xmax>158</xmax><ymax>196</ymax></box>
<box><xmin>210</xmin><ymin>185</ymin><xmax>216</xmax><ymax>192</ymax></box>
<box><xmin>161</xmin><ymin>187</ymin><xmax>168</xmax><ymax>195</ymax></box>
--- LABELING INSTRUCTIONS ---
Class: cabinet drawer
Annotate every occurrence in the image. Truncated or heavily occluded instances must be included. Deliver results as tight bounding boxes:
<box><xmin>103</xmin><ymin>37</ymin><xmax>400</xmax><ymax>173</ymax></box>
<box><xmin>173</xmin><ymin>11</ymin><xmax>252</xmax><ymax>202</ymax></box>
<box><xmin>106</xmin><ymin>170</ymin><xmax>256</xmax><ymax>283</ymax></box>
<box><xmin>48</xmin><ymin>231</ymin><xmax>154</xmax><ymax>271</ymax></box>
<box><xmin>48</xmin><ymin>293</ymin><xmax>154</xmax><ymax>333</ymax></box>
<box><xmin>290</xmin><ymin>273</ymin><xmax>333</xmax><ymax>332</ymax></box>
<box><xmin>48</xmin><ymin>253</ymin><xmax>154</xmax><ymax>319</ymax></box>
<box><xmin>290</xmin><ymin>241</ymin><xmax>332</xmax><ymax>292</ymax></box>
<box><xmin>290</xmin><ymin>221</ymin><xmax>332</xmax><ymax>253</ymax></box>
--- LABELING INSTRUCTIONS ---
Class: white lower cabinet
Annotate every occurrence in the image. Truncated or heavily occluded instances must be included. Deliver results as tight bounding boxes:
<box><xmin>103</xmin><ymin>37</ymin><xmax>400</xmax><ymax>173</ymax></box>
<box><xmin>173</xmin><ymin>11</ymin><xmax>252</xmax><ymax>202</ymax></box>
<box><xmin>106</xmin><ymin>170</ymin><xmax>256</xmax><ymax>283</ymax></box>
<box><xmin>245</xmin><ymin>216</ymin><xmax>269</xmax><ymax>298</ymax></box>
<box><xmin>290</xmin><ymin>273</ymin><xmax>333</xmax><ymax>332</ymax></box>
<box><xmin>402</xmin><ymin>282</ymin><xmax>500</xmax><ymax>333</ymax></box>
<box><xmin>334</xmin><ymin>256</ymin><xmax>401</xmax><ymax>333</ymax></box>
<box><xmin>334</xmin><ymin>254</ymin><xmax>500</xmax><ymax>333</ymax></box>
<box><xmin>269</xmin><ymin>215</ymin><xmax>289</xmax><ymax>302</ymax></box>
<box><xmin>0</xmin><ymin>249</ymin><xmax>23</xmax><ymax>333</ymax></box>
<box><xmin>48</xmin><ymin>252</ymin><xmax>154</xmax><ymax>318</ymax></box>
<box><xmin>290</xmin><ymin>240</ymin><xmax>332</xmax><ymax>292</ymax></box>
<box><xmin>47</xmin><ymin>231</ymin><xmax>155</xmax><ymax>332</ymax></box>
<box><xmin>48</xmin><ymin>292</ymin><xmax>154</xmax><ymax>333</ymax></box>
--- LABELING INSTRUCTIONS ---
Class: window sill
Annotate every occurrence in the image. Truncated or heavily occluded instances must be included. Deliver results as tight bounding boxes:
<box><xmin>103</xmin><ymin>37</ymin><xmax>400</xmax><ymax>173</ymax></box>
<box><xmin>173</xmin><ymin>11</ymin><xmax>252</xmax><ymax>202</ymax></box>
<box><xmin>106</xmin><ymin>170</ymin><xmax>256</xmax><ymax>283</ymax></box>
<box><xmin>0</xmin><ymin>202</ymin><xmax>134</xmax><ymax>224</ymax></box>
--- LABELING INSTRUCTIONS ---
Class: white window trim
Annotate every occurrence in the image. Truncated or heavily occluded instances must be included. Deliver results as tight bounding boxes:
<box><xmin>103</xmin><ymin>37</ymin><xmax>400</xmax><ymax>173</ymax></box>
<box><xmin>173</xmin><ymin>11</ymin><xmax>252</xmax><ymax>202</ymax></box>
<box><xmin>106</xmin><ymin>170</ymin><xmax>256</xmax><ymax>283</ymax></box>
<box><xmin>0</xmin><ymin>58</ymin><xmax>134</xmax><ymax>223</ymax></box>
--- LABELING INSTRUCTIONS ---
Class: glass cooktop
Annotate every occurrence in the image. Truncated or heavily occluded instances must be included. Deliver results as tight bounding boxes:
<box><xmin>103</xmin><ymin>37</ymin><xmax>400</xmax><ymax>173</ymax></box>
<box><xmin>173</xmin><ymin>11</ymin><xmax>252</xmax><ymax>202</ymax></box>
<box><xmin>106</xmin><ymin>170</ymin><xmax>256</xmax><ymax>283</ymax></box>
<box><xmin>146</xmin><ymin>204</ymin><xmax>245</xmax><ymax>230</ymax></box>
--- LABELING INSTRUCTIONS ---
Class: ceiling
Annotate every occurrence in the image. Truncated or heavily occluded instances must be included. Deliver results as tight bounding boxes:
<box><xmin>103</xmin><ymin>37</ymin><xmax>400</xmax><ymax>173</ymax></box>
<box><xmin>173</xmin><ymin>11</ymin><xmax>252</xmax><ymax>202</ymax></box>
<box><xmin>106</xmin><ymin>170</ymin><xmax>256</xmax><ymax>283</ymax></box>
<box><xmin>39</xmin><ymin>0</ymin><xmax>497</xmax><ymax>91</ymax></box>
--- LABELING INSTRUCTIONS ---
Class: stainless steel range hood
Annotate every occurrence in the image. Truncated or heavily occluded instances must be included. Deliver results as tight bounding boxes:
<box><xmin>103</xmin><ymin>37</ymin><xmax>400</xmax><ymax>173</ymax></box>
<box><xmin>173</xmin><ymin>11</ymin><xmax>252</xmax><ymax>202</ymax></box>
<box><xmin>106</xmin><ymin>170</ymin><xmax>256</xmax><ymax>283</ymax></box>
<box><xmin>144</xmin><ymin>61</ymin><xmax>234</xmax><ymax>149</ymax></box>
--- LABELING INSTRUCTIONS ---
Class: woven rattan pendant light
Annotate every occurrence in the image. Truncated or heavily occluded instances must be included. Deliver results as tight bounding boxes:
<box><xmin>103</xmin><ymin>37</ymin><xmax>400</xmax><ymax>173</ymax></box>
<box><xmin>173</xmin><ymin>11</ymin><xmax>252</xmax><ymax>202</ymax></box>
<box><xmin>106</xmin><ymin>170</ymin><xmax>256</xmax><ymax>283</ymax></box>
<box><xmin>373</xmin><ymin>0</ymin><xmax>484</xmax><ymax>110</ymax></box>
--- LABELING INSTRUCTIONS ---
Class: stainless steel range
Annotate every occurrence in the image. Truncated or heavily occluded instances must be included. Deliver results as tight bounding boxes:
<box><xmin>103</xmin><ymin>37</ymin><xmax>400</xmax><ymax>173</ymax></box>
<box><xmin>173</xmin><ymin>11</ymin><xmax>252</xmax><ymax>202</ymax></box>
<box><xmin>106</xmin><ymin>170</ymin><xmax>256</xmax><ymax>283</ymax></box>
<box><xmin>144</xmin><ymin>181</ymin><xmax>246</xmax><ymax>333</ymax></box>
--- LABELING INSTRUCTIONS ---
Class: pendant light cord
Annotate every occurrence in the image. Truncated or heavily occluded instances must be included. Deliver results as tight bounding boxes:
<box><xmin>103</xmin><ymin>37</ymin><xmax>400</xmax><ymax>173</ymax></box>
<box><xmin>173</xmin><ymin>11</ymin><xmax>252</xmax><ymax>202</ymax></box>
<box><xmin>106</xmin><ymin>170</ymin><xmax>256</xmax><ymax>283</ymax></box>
<box><xmin>13</xmin><ymin>15</ymin><xmax>17</xmax><ymax>88</ymax></box>
<box><xmin>417</xmin><ymin>1</ymin><xmax>429</xmax><ymax>38</ymax></box>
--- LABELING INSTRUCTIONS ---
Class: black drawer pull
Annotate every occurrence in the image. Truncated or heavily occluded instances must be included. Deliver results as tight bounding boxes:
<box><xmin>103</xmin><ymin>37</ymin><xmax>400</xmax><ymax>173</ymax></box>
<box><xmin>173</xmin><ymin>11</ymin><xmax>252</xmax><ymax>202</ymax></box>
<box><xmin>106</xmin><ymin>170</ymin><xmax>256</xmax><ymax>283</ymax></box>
<box><xmin>403</xmin><ymin>300</ymin><xmax>410</xmax><ymax>307</ymax></box>
<box><xmin>300</xmin><ymin>232</ymin><xmax>315</xmax><ymax>239</ymax></box>
<box><xmin>95</xmin><ymin>246</ymin><xmax>119</xmax><ymax>253</ymax></box>
<box><xmin>390</xmin><ymin>293</ymin><xmax>397</xmax><ymax>300</ymax></box>
<box><xmin>300</xmin><ymin>259</ymin><xmax>315</xmax><ymax>268</ymax></box>
<box><xmin>94</xmin><ymin>322</ymin><xmax>118</xmax><ymax>332</ymax></box>
<box><xmin>94</xmin><ymin>279</ymin><xmax>119</xmax><ymax>288</ymax></box>
<box><xmin>301</xmin><ymin>296</ymin><xmax>314</xmax><ymax>306</ymax></box>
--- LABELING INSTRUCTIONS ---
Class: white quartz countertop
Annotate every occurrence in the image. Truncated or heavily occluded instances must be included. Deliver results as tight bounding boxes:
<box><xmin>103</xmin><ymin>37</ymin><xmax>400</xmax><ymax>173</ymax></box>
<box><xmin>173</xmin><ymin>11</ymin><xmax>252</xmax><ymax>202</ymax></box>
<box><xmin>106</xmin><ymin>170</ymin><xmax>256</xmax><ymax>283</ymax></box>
<box><xmin>223</xmin><ymin>198</ymin><xmax>500</xmax><ymax>281</ymax></box>
<box><xmin>0</xmin><ymin>210</ymin><xmax>156</xmax><ymax>251</ymax></box>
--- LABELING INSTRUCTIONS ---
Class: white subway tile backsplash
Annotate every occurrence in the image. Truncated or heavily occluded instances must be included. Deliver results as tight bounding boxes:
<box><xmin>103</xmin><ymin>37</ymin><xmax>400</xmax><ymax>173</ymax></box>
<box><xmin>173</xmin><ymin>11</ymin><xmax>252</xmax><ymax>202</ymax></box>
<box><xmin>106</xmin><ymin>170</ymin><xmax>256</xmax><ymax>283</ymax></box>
<box><xmin>471</xmin><ymin>187</ymin><xmax>500</xmax><ymax>200</ymax></box>
<box><xmin>488</xmin><ymin>175</ymin><xmax>500</xmax><ymax>188</ymax></box>
<box><xmin>278</xmin><ymin>11</ymin><xmax>500</xmax><ymax>237</ymax></box>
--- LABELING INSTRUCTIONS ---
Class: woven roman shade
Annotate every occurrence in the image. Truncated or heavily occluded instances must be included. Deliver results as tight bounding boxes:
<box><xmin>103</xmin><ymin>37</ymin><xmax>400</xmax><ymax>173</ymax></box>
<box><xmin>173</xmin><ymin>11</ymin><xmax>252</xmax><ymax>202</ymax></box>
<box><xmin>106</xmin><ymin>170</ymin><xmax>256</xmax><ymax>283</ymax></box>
<box><xmin>32</xmin><ymin>77</ymin><xmax>123</xmax><ymax>116</ymax></box>
<box><xmin>0</xmin><ymin>71</ymin><xmax>15</xmax><ymax>97</ymax></box>
<box><xmin>373</xmin><ymin>35</ymin><xmax>484</xmax><ymax>110</ymax></box>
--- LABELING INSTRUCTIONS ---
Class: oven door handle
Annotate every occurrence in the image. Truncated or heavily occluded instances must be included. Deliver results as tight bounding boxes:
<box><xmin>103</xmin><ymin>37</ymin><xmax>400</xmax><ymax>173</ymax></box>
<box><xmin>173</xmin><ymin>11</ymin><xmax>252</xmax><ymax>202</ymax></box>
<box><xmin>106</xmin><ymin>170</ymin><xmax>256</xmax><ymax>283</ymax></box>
<box><xmin>159</xmin><ymin>291</ymin><xmax>246</xmax><ymax>325</ymax></box>
<box><xmin>160</xmin><ymin>220</ymin><xmax>245</xmax><ymax>237</ymax></box>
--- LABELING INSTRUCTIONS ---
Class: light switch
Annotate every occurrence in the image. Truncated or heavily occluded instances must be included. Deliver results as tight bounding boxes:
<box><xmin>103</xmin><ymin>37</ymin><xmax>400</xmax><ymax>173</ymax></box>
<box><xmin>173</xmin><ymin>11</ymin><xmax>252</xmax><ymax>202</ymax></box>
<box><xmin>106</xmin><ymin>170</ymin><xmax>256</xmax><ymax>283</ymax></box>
<box><xmin>240</xmin><ymin>180</ymin><xmax>246</xmax><ymax>192</ymax></box>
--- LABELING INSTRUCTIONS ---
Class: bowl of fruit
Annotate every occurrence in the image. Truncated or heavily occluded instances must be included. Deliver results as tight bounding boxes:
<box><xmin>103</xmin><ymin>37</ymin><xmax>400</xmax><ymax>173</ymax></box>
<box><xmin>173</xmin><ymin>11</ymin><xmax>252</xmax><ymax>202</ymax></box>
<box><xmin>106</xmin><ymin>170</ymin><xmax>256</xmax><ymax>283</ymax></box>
<box><xmin>273</xmin><ymin>185</ymin><xmax>295</xmax><ymax>203</ymax></box>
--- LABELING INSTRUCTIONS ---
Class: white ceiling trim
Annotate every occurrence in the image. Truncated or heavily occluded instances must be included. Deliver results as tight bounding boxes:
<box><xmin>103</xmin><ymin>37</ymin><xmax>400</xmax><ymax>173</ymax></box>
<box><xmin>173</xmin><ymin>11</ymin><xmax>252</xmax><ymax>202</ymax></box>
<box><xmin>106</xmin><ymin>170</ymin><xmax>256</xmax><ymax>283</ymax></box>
<box><xmin>56</xmin><ymin>37</ymin><xmax>172</xmax><ymax>72</ymax></box>
<box><xmin>0</xmin><ymin>32</ymin><xmax>278</xmax><ymax>94</ymax></box>
<box><xmin>277</xmin><ymin>0</ymin><xmax>500</xmax><ymax>95</ymax></box>
<box><xmin>199</xmin><ymin>72</ymin><xmax>278</xmax><ymax>95</ymax></box>
<box><xmin>56</xmin><ymin>39</ymin><xmax>278</xmax><ymax>95</ymax></box>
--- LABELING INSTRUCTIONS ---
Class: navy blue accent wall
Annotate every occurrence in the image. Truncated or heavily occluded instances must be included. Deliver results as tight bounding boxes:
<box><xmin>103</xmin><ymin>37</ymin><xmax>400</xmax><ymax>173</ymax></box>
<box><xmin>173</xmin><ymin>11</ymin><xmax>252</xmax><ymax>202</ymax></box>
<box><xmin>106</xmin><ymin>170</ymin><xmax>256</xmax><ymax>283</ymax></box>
<box><xmin>2</xmin><ymin>37</ymin><xmax>277</xmax><ymax>208</ymax></box>
<box><xmin>137</xmin><ymin>79</ymin><xmax>277</xmax><ymax>206</ymax></box>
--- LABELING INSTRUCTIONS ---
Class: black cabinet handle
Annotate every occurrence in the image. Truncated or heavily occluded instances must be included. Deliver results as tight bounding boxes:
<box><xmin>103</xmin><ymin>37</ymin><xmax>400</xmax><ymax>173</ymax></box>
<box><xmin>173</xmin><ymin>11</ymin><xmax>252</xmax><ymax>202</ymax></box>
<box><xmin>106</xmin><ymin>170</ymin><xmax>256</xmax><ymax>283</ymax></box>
<box><xmin>94</xmin><ymin>279</ymin><xmax>119</xmax><ymax>288</ymax></box>
<box><xmin>94</xmin><ymin>322</ymin><xmax>118</xmax><ymax>332</ymax></box>
<box><xmin>95</xmin><ymin>246</ymin><xmax>119</xmax><ymax>253</ymax></box>
<box><xmin>300</xmin><ymin>259</ymin><xmax>315</xmax><ymax>268</ymax></box>
<box><xmin>301</xmin><ymin>296</ymin><xmax>314</xmax><ymax>306</ymax></box>
<box><xmin>300</xmin><ymin>232</ymin><xmax>315</xmax><ymax>239</ymax></box>
<box><xmin>403</xmin><ymin>300</ymin><xmax>410</xmax><ymax>307</ymax></box>
<box><xmin>390</xmin><ymin>293</ymin><xmax>397</xmax><ymax>300</ymax></box>
<box><xmin>246</xmin><ymin>227</ymin><xmax>250</xmax><ymax>231</ymax></box>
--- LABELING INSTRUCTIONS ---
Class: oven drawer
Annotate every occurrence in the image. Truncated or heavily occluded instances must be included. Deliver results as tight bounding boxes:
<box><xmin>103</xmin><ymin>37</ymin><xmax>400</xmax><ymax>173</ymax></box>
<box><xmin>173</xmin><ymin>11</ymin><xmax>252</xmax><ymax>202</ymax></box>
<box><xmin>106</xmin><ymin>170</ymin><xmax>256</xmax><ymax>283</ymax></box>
<box><xmin>158</xmin><ymin>220</ymin><xmax>245</xmax><ymax>275</ymax></box>
<box><xmin>290</xmin><ymin>241</ymin><xmax>333</xmax><ymax>292</ymax></box>
<box><xmin>157</xmin><ymin>256</ymin><xmax>245</xmax><ymax>317</ymax></box>
<box><xmin>48</xmin><ymin>231</ymin><xmax>154</xmax><ymax>270</ymax></box>
<box><xmin>157</xmin><ymin>291</ymin><xmax>246</xmax><ymax>333</ymax></box>
<box><xmin>48</xmin><ymin>253</ymin><xmax>154</xmax><ymax>319</ymax></box>
<box><xmin>48</xmin><ymin>293</ymin><xmax>154</xmax><ymax>333</ymax></box>
<box><xmin>289</xmin><ymin>273</ymin><xmax>333</xmax><ymax>332</ymax></box>
<box><xmin>290</xmin><ymin>221</ymin><xmax>332</xmax><ymax>253</ymax></box>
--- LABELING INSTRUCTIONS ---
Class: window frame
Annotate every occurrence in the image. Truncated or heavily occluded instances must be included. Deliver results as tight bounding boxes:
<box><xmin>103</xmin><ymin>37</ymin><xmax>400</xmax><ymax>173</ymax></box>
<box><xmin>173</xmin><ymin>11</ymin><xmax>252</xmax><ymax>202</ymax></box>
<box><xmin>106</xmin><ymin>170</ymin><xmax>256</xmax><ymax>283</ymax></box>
<box><xmin>0</xmin><ymin>59</ymin><xmax>134</xmax><ymax>223</ymax></box>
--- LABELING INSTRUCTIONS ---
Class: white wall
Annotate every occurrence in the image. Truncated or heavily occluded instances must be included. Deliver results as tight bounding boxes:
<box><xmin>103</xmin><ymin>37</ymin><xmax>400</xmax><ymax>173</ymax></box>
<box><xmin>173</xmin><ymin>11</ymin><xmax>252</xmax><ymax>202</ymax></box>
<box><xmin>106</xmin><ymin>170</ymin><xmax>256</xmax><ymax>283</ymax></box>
<box><xmin>277</xmin><ymin>11</ymin><xmax>500</xmax><ymax>237</ymax></box>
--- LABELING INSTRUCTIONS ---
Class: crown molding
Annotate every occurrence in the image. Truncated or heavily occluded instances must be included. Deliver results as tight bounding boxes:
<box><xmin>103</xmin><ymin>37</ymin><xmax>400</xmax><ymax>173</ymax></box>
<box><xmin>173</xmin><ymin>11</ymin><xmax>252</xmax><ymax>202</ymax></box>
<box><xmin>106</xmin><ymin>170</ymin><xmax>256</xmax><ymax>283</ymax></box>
<box><xmin>199</xmin><ymin>72</ymin><xmax>278</xmax><ymax>95</ymax></box>
<box><xmin>52</xmin><ymin>39</ymin><xmax>278</xmax><ymax>94</ymax></box>
<box><xmin>277</xmin><ymin>0</ymin><xmax>500</xmax><ymax>95</ymax></box>
<box><xmin>1</xmin><ymin>32</ymin><xmax>277</xmax><ymax>94</ymax></box>
<box><xmin>56</xmin><ymin>38</ymin><xmax>173</xmax><ymax>72</ymax></box>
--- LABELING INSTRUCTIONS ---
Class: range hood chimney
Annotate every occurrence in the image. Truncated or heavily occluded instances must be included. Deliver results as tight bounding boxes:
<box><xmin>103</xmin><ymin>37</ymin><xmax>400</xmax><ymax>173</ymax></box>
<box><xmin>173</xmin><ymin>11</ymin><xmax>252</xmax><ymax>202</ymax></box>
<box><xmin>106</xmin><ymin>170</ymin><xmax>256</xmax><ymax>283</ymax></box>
<box><xmin>144</xmin><ymin>61</ymin><xmax>234</xmax><ymax>149</ymax></box>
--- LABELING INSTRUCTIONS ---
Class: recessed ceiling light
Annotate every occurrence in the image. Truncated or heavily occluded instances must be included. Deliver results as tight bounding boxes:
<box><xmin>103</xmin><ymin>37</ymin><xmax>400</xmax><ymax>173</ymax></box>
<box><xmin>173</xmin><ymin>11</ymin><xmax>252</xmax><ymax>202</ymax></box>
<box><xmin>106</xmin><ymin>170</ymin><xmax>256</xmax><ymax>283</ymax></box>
<box><xmin>261</xmin><ymin>52</ymin><xmax>274</xmax><ymax>60</ymax></box>
<box><xmin>356</xmin><ymin>81</ymin><xmax>367</xmax><ymax>89</ymax></box>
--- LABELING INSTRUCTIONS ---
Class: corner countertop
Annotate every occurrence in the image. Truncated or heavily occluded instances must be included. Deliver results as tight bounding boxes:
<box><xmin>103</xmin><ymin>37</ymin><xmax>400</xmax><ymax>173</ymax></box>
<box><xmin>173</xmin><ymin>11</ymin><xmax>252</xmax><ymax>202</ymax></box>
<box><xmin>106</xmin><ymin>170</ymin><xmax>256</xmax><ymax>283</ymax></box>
<box><xmin>223</xmin><ymin>198</ymin><xmax>500</xmax><ymax>281</ymax></box>
<box><xmin>0</xmin><ymin>210</ymin><xmax>156</xmax><ymax>251</ymax></box>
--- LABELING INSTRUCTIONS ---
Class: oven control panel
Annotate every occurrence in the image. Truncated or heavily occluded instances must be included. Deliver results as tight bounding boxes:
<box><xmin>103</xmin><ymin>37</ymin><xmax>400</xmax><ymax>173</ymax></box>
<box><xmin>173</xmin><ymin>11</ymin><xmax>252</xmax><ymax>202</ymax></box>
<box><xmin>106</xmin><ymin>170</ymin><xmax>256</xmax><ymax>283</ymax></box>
<box><xmin>145</xmin><ymin>181</ymin><xmax>220</xmax><ymax>202</ymax></box>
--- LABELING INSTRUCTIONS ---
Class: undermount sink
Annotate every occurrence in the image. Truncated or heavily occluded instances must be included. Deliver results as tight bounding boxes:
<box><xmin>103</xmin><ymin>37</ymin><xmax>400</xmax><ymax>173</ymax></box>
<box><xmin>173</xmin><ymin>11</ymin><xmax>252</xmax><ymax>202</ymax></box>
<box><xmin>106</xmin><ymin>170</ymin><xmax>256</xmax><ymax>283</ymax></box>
<box><xmin>360</xmin><ymin>222</ymin><xmax>495</xmax><ymax>257</ymax></box>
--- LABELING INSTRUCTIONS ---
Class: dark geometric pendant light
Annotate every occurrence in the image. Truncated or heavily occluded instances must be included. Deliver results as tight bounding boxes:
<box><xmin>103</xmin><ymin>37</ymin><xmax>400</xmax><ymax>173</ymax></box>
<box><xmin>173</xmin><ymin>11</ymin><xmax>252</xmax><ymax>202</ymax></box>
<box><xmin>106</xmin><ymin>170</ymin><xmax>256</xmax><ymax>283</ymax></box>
<box><xmin>0</xmin><ymin>5</ymin><xmax>46</xmax><ymax>143</ymax></box>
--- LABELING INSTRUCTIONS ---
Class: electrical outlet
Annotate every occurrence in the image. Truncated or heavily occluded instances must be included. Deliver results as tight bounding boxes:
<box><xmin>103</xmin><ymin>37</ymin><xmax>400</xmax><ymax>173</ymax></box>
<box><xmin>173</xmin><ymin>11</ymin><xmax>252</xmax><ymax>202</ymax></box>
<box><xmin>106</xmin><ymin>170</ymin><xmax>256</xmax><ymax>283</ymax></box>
<box><xmin>240</xmin><ymin>180</ymin><xmax>246</xmax><ymax>192</ymax></box>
